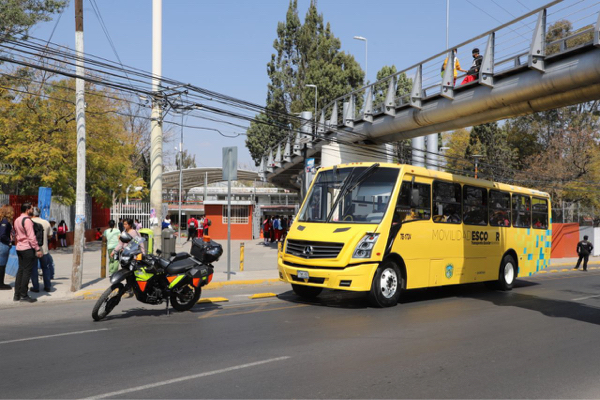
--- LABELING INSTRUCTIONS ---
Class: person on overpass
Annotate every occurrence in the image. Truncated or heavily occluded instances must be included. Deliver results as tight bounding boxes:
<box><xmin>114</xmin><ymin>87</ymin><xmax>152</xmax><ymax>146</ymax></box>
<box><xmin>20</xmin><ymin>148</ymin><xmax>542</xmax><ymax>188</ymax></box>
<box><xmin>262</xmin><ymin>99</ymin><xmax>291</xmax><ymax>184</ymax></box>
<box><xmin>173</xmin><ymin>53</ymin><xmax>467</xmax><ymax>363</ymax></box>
<box><xmin>441</xmin><ymin>48</ymin><xmax>467</xmax><ymax>85</ymax></box>
<box><xmin>461</xmin><ymin>48</ymin><xmax>483</xmax><ymax>85</ymax></box>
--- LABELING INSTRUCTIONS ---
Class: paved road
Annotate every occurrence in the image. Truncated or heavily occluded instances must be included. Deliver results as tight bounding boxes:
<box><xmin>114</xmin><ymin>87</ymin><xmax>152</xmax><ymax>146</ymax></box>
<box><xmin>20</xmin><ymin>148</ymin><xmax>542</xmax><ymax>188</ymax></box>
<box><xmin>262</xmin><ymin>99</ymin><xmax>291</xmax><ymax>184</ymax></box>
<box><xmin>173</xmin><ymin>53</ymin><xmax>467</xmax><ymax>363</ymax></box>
<box><xmin>2</xmin><ymin>268</ymin><xmax>600</xmax><ymax>399</ymax></box>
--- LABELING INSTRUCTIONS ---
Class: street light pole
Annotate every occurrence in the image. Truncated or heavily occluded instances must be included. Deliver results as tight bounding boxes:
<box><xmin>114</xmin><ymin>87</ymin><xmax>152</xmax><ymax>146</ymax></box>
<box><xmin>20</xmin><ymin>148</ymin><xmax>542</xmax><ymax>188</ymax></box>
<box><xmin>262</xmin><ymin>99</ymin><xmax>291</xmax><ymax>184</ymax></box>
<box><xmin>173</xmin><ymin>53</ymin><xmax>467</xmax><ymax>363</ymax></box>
<box><xmin>472</xmin><ymin>155</ymin><xmax>483</xmax><ymax>178</ymax></box>
<box><xmin>353</xmin><ymin>36</ymin><xmax>367</xmax><ymax>82</ymax></box>
<box><xmin>178</xmin><ymin>110</ymin><xmax>183</xmax><ymax>244</ymax></box>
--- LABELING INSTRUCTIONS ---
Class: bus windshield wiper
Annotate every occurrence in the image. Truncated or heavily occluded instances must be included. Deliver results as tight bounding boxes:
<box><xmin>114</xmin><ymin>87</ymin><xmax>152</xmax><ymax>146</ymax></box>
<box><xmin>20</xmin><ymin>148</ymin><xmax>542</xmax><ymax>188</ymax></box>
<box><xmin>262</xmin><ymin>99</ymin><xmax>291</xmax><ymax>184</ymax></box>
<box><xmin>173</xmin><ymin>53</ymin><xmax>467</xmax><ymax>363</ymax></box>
<box><xmin>326</xmin><ymin>163</ymin><xmax>380</xmax><ymax>222</ymax></box>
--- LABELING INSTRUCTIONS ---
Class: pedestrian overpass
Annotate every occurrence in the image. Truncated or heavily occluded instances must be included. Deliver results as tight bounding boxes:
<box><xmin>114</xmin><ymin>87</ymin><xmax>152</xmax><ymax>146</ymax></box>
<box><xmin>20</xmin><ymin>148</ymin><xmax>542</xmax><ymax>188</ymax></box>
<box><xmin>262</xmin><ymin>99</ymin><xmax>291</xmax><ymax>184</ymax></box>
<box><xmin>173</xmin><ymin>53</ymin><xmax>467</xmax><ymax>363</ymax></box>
<box><xmin>260</xmin><ymin>0</ymin><xmax>600</xmax><ymax>190</ymax></box>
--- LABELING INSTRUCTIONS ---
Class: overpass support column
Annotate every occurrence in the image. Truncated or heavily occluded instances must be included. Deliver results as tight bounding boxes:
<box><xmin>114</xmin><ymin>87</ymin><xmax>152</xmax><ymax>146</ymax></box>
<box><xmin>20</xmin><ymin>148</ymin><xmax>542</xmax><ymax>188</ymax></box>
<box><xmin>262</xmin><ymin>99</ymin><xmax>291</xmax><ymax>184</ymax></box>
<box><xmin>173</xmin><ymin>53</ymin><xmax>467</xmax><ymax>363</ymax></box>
<box><xmin>411</xmin><ymin>137</ymin><xmax>425</xmax><ymax>167</ymax></box>
<box><xmin>321</xmin><ymin>142</ymin><xmax>391</xmax><ymax>168</ymax></box>
<box><xmin>426</xmin><ymin>133</ymin><xmax>438</xmax><ymax>171</ymax></box>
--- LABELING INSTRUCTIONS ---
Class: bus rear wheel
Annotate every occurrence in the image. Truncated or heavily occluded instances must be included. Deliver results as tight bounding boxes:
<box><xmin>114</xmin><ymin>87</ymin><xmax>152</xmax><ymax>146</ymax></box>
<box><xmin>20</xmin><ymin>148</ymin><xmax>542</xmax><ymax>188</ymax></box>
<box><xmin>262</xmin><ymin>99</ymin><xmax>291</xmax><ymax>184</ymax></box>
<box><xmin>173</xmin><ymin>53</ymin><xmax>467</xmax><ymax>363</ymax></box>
<box><xmin>497</xmin><ymin>254</ymin><xmax>516</xmax><ymax>291</ymax></box>
<box><xmin>292</xmin><ymin>284</ymin><xmax>322</xmax><ymax>299</ymax></box>
<box><xmin>368</xmin><ymin>260</ymin><xmax>402</xmax><ymax>308</ymax></box>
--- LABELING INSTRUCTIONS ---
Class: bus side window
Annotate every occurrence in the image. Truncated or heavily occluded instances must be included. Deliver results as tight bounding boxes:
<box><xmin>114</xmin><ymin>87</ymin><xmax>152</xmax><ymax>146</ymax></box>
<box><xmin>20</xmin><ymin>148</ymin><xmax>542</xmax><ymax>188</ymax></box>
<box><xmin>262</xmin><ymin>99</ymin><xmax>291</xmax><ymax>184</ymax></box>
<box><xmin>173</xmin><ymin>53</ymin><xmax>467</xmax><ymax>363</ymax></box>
<box><xmin>489</xmin><ymin>190</ymin><xmax>511</xmax><ymax>227</ymax></box>
<box><xmin>512</xmin><ymin>194</ymin><xmax>531</xmax><ymax>228</ymax></box>
<box><xmin>463</xmin><ymin>185</ymin><xmax>487</xmax><ymax>226</ymax></box>
<box><xmin>433</xmin><ymin>181</ymin><xmax>462</xmax><ymax>224</ymax></box>
<box><xmin>398</xmin><ymin>181</ymin><xmax>431</xmax><ymax>221</ymax></box>
<box><xmin>532</xmin><ymin>198</ymin><xmax>548</xmax><ymax>229</ymax></box>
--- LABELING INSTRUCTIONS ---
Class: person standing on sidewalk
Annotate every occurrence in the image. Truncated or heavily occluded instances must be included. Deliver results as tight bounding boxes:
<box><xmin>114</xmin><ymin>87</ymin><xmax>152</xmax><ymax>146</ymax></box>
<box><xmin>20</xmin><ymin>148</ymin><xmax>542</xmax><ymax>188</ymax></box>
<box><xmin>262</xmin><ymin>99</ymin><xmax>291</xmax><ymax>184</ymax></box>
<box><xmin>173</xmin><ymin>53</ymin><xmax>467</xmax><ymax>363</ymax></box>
<box><xmin>14</xmin><ymin>202</ymin><xmax>41</xmax><ymax>303</ymax></box>
<box><xmin>0</xmin><ymin>204</ymin><xmax>14</xmax><ymax>290</ymax></box>
<box><xmin>30</xmin><ymin>207</ymin><xmax>53</xmax><ymax>293</ymax></box>
<box><xmin>187</xmin><ymin>216</ymin><xmax>198</xmax><ymax>242</ymax></box>
<box><xmin>103</xmin><ymin>220</ymin><xmax>120</xmax><ymax>277</ymax></box>
<box><xmin>574</xmin><ymin>235</ymin><xmax>594</xmax><ymax>271</ymax></box>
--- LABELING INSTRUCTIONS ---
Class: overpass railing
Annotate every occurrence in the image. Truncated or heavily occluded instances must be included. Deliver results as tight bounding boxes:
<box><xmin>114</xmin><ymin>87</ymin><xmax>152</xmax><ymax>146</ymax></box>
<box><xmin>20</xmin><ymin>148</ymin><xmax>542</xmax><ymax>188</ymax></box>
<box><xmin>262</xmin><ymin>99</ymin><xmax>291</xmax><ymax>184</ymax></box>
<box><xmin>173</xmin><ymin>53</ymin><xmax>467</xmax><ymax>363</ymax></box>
<box><xmin>260</xmin><ymin>0</ymin><xmax>600</xmax><ymax>179</ymax></box>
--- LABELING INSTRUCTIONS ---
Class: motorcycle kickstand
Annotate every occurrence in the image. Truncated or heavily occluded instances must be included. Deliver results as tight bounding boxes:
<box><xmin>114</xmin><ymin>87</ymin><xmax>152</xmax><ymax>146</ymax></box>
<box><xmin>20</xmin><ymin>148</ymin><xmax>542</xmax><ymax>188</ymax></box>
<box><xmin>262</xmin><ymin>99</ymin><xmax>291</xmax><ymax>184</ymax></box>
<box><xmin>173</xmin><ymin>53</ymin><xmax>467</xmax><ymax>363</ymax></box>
<box><xmin>165</xmin><ymin>293</ymin><xmax>170</xmax><ymax>316</ymax></box>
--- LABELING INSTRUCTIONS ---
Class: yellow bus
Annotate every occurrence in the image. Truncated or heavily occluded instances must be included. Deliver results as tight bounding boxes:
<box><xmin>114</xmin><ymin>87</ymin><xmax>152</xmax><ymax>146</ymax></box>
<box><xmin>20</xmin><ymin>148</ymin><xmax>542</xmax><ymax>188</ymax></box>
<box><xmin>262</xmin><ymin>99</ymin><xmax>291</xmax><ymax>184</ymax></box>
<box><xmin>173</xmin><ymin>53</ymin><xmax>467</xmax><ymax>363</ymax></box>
<box><xmin>278</xmin><ymin>163</ymin><xmax>551</xmax><ymax>307</ymax></box>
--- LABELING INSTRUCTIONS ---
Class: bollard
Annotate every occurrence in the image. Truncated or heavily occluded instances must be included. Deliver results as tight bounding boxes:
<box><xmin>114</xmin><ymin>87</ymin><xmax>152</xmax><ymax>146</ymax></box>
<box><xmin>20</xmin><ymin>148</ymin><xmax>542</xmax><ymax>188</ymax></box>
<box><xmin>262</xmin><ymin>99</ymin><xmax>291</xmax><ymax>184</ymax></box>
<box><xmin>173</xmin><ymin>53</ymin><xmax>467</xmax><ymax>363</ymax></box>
<box><xmin>100</xmin><ymin>236</ymin><xmax>107</xmax><ymax>278</ymax></box>
<box><xmin>239</xmin><ymin>242</ymin><xmax>244</xmax><ymax>271</ymax></box>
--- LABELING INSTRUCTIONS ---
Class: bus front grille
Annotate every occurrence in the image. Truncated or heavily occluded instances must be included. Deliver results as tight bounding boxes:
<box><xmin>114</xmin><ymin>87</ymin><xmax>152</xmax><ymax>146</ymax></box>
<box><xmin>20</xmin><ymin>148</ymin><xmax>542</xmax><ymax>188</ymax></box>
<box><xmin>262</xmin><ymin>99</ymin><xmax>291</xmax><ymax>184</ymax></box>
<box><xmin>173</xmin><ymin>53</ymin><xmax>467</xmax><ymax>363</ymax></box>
<box><xmin>286</xmin><ymin>240</ymin><xmax>344</xmax><ymax>259</ymax></box>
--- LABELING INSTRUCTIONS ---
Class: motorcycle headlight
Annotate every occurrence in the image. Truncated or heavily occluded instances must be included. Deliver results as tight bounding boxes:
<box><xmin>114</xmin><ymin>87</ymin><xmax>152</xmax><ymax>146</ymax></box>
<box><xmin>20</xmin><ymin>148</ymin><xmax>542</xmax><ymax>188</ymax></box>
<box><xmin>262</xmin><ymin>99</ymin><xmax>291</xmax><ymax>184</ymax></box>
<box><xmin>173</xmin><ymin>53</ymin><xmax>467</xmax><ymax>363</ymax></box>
<box><xmin>353</xmin><ymin>233</ymin><xmax>380</xmax><ymax>259</ymax></box>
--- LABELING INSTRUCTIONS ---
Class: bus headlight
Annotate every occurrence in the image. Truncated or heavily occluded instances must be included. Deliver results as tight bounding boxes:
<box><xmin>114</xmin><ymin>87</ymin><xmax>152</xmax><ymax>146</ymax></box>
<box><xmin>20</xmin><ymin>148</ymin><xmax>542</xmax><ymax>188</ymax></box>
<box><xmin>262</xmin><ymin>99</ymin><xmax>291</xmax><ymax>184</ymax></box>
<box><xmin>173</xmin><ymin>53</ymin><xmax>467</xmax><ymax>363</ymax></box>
<box><xmin>353</xmin><ymin>234</ymin><xmax>380</xmax><ymax>259</ymax></box>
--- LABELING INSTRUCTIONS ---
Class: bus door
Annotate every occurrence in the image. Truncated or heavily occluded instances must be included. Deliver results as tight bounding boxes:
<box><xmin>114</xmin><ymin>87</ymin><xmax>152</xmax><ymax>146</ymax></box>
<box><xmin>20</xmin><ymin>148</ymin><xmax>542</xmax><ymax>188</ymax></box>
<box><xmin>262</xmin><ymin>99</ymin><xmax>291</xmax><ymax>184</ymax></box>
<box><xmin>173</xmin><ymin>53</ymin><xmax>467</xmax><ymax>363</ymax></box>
<box><xmin>462</xmin><ymin>185</ymin><xmax>491</xmax><ymax>282</ymax></box>
<box><xmin>391</xmin><ymin>177</ymin><xmax>431</xmax><ymax>289</ymax></box>
<box><xmin>430</xmin><ymin>180</ymin><xmax>464</xmax><ymax>286</ymax></box>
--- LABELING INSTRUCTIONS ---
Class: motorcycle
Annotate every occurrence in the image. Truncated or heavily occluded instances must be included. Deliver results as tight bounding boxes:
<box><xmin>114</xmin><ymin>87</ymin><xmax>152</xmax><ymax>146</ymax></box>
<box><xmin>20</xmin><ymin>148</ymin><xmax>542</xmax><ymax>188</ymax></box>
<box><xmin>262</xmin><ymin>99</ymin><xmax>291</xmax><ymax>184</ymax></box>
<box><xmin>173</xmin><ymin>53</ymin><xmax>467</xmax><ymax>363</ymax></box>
<box><xmin>92</xmin><ymin>232</ymin><xmax>223</xmax><ymax>321</ymax></box>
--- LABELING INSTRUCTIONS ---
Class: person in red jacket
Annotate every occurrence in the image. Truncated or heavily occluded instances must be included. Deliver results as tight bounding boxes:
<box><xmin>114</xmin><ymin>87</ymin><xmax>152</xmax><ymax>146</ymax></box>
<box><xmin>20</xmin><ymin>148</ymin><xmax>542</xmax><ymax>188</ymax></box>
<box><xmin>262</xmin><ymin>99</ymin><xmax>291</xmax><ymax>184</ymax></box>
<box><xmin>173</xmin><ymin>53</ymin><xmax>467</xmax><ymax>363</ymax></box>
<box><xmin>187</xmin><ymin>216</ymin><xmax>198</xmax><ymax>242</ymax></box>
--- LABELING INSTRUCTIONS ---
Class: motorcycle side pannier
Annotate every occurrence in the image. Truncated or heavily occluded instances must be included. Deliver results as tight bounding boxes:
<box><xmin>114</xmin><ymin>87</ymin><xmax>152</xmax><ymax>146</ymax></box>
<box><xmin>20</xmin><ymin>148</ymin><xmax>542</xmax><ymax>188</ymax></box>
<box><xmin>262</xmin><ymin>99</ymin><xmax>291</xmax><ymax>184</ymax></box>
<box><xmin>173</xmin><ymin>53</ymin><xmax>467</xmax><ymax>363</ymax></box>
<box><xmin>191</xmin><ymin>238</ymin><xmax>223</xmax><ymax>263</ymax></box>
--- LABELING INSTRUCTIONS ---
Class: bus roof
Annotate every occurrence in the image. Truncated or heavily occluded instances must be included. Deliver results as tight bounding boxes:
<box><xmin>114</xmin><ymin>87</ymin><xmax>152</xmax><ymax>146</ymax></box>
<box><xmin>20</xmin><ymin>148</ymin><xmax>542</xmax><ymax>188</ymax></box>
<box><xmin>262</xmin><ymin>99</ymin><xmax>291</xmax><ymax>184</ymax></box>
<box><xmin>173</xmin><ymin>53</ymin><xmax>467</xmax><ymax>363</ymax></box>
<box><xmin>317</xmin><ymin>162</ymin><xmax>551</xmax><ymax>199</ymax></box>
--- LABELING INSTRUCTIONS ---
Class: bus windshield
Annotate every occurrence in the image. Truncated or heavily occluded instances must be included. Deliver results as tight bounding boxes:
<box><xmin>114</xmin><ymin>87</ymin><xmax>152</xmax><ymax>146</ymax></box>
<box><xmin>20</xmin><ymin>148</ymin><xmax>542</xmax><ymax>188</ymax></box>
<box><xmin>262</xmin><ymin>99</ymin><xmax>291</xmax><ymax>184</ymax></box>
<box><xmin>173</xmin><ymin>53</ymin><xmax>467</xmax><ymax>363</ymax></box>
<box><xmin>298</xmin><ymin>166</ymin><xmax>399</xmax><ymax>224</ymax></box>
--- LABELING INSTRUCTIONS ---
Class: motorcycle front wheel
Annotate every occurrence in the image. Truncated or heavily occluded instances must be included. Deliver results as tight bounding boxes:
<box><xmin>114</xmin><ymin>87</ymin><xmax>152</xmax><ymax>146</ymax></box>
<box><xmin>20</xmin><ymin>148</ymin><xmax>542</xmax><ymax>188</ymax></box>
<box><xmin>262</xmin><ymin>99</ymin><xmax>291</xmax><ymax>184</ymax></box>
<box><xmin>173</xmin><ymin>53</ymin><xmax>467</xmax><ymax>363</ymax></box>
<box><xmin>92</xmin><ymin>283</ymin><xmax>125</xmax><ymax>321</ymax></box>
<box><xmin>170</xmin><ymin>285</ymin><xmax>201</xmax><ymax>312</ymax></box>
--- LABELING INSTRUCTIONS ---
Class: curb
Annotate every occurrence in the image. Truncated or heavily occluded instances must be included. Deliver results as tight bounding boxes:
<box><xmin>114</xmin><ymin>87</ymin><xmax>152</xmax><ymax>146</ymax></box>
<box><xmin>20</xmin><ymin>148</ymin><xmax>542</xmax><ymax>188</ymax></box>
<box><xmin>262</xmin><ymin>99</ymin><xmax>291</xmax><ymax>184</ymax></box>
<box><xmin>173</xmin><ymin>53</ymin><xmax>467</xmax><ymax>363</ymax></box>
<box><xmin>54</xmin><ymin>278</ymin><xmax>283</xmax><ymax>302</ymax></box>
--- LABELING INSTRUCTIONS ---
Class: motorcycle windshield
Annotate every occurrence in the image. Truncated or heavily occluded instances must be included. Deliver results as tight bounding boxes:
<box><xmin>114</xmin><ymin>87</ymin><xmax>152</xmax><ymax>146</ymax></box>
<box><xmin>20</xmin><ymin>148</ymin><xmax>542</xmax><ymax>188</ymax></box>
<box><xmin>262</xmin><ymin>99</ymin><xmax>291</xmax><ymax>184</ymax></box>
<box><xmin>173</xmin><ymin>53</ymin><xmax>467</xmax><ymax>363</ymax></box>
<box><xmin>123</xmin><ymin>237</ymin><xmax>146</xmax><ymax>257</ymax></box>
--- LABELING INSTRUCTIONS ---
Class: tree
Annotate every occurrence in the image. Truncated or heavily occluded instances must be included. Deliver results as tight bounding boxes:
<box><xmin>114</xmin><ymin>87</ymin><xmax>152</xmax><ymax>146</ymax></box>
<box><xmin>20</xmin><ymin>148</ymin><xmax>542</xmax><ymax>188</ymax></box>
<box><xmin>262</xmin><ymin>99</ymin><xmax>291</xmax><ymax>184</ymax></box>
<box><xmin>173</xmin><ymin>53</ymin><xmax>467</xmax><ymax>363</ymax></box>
<box><xmin>516</xmin><ymin>124</ymin><xmax>600</xmax><ymax>207</ymax></box>
<box><xmin>442</xmin><ymin>128</ymin><xmax>471</xmax><ymax>173</ymax></box>
<box><xmin>0</xmin><ymin>67</ymin><xmax>141</xmax><ymax>207</ymax></box>
<box><xmin>0</xmin><ymin>0</ymin><xmax>66</xmax><ymax>42</ymax></box>
<box><xmin>175</xmin><ymin>149</ymin><xmax>196</xmax><ymax>170</ymax></box>
<box><xmin>245</xmin><ymin>0</ymin><xmax>364</xmax><ymax>165</ymax></box>
<box><xmin>464</xmin><ymin>122</ymin><xmax>517</xmax><ymax>180</ymax></box>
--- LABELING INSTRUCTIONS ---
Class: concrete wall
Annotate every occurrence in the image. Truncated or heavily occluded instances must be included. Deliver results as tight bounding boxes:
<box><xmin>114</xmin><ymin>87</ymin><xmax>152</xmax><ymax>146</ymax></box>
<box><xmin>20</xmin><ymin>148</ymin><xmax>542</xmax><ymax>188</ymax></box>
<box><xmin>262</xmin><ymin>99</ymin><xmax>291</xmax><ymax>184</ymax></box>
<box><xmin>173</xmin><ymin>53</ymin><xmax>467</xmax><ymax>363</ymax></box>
<box><xmin>551</xmin><ymin>223</ymin><xmax>580</xmax><ymax>258</ymax></box>
<box><xmin>204</xmin><ymin>204</ymin><xmax>253</xmax><ymax>240</ymax></box>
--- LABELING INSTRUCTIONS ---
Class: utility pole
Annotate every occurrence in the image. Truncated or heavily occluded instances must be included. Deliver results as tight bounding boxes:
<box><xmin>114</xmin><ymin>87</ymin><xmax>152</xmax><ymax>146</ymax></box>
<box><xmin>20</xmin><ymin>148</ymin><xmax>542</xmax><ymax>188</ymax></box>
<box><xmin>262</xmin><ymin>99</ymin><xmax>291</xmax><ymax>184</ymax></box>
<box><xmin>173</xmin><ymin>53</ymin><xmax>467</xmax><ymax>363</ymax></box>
<box><xmin>71</xmin><ymin>0</ymin><xmax>86</xmax><ymax>292</ymax></box>
<box><xmin>150</xmin><ymin>0</ymin><xmax>163</xmax><ymax>250</ymax></box>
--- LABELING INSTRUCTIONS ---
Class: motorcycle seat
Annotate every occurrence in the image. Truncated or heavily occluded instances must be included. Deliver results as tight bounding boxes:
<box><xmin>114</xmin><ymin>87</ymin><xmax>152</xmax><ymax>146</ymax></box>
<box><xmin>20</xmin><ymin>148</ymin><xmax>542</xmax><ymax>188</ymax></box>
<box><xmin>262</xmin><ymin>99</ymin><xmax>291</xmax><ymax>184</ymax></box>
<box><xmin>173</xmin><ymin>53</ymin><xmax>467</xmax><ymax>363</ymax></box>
<box><xmin>170</xmin><ymin>252</ymin><xmax>191</xmax><ymax>262</ymax></box>
<box><xmin>166</xmin><ymin>258</ymin><xmax>197</xmax><ymax>275</ymax></box>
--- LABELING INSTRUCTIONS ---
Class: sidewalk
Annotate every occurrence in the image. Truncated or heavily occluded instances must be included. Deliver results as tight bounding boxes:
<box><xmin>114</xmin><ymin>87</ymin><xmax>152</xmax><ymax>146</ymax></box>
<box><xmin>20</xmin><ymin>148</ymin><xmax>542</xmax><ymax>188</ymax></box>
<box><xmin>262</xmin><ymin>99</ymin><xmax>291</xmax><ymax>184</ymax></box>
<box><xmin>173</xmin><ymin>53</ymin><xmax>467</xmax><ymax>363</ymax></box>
<box><xmin>1</xmin><ymin>240</ymin><xmax>599</xmax><ymax>307</ymax></box>
<box><xmin>0</xmin><ymin>238</ymin><xmax>282</xmax><ymax>306</ymax></box>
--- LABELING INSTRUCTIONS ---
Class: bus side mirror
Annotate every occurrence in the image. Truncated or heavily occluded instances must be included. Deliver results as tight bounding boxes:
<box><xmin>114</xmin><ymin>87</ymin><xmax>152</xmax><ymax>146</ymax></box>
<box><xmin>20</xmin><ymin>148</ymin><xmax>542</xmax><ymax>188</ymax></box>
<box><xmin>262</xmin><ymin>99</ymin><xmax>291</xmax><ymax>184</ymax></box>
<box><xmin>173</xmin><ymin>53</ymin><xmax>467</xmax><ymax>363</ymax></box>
<box><xmin>411</xmin><ymin>189</ymin><xmax>420</xmax><ymax>208</ymax></box>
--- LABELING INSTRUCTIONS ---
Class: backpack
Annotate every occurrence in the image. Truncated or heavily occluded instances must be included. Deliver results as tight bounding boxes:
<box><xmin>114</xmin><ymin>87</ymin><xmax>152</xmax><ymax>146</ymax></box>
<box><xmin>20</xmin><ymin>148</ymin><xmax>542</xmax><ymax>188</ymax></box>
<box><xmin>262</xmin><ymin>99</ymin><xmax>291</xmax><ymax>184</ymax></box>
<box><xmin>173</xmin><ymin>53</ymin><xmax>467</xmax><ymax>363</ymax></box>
<box><xmin>0</xmin><ymin>219</ymin><xmax>11</xmax><ymax>245</ymax></box>
<box><xmin>22</xmin><ymin>217</ymin><xmax>44</xmax><ymax>247</ymax></box>
<box><xmin>189</xmin><ymin>221</ymin><xmax>195</xmax><ymax>228</ymax></box>
<box><xmin>58</xmin><ymin>225</ymin><xmax>65</xmax><ymax>234</ymax></box>
<box><xmin>207</xmin><ymin>219</ymin><xmax>211</xmax><ymax>226</ymax></box>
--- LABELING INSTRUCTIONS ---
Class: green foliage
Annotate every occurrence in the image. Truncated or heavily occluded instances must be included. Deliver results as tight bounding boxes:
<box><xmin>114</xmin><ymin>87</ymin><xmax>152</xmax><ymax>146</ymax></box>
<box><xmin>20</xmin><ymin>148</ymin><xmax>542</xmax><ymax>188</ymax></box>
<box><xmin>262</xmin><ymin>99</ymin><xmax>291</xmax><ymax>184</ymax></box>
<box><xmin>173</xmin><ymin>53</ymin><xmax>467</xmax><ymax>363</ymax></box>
<box><xmin>0</xmin><ymin>0</ymin><xmax>66</xmax><ymax>42</ymax></box>
<box><xmin>246</xmin><ymin>0</ymin><xmax>364</xmax><ymax>165</ymax></box>
<box><xmin>175</xmin><ymin>149</ymin><xmax>197</xmax><ymax>170</ymax></box>
<box><xmin>0</xmin><ymin>68</ymin><xmax>142</xmax><ymax>207</ymax></box>
<box><xmin>464</xmin><ymin>122</ymin><xmax>517</xmax><ymax>180</ymax></box>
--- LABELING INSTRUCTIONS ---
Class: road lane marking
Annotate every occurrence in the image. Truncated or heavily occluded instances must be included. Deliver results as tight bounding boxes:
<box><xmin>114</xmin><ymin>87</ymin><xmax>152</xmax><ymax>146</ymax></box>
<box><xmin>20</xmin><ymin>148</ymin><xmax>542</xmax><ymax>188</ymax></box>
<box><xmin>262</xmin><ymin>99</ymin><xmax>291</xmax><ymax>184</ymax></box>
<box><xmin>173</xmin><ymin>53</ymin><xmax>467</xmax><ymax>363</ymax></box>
<box><xmin>197</xmin><ymin>303</ymin><xmax>308</xmax><ymax>319</ymax></box>
<box><xmin>572</xmin><ymin>294</ymin><xmax>600</xmax><ymax>301</ymax></box>
<box><xmin>85</xmin><ymin>356</ymin><xmax>291</xmax><ymax>399</ymax></box>
<box><xmin>0</xmin><ymin>329</ymin><xmax>110</xmax><ymax>345</ymax></box>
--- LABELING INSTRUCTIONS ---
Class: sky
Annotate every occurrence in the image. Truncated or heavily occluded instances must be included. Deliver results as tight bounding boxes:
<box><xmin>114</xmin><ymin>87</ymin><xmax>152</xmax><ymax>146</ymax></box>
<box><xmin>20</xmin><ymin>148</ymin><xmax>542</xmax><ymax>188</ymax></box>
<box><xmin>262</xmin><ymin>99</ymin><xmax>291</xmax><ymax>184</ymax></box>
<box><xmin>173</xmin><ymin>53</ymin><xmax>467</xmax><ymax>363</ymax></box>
<box><xmin>28</xmin><ymin>0</ymin><xmax>552</xmax><ymax>170</ymax></box>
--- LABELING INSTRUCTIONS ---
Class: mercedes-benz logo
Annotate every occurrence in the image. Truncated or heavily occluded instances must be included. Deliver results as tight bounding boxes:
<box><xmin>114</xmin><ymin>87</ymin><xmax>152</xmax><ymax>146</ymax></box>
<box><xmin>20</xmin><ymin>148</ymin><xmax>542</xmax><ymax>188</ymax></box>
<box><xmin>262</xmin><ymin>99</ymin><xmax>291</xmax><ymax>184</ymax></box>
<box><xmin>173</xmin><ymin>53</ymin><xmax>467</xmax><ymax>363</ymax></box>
<box><xmin>303</xmin><ymin>245</ymin><xmax>313</xmax><ymax>256</ymax></box>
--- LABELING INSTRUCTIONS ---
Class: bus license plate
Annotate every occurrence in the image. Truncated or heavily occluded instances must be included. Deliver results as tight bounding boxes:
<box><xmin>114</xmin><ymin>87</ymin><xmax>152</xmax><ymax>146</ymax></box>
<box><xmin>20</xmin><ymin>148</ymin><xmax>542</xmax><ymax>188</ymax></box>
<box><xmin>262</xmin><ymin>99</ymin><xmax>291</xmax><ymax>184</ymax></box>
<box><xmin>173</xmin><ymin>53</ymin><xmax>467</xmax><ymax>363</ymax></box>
<box><xmin>297</xmin><ymin>270</ymin><xmax>309</xmax><ymax>279</ymax></box>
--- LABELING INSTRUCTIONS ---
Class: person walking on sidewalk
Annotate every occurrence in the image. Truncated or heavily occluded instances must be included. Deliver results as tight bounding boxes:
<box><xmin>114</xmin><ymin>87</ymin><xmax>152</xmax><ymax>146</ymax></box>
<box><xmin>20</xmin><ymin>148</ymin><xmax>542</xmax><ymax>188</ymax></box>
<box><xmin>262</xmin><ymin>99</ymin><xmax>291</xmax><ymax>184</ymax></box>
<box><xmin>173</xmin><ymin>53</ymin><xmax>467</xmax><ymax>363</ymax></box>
<box><xmin>14</xmin><ymin>202</ymin><xmax>41</xmax><ymax>303</ymax></box>
<box><xmin>574</xmin><ymin>235</ymin><xmax>594</xmax><ymax>271</ymax></box>
<box><xmin>30</xmin><ymin>207</ymin><xmax>52</xmax><ymax>293</ymax></box>
<box><xmin>57</xmin><ymin>220</ymin><xmax>68</xmax><ymax>247</ymax></box>
<box><xmin>0</xmin><ymin>204</ymin><xmax>14</xmax><ymax>290</ymax></box>
<box><xmin>103</xmin><ymin>220</ymin><xmax>120</xmax><ymax>277</ymax></box>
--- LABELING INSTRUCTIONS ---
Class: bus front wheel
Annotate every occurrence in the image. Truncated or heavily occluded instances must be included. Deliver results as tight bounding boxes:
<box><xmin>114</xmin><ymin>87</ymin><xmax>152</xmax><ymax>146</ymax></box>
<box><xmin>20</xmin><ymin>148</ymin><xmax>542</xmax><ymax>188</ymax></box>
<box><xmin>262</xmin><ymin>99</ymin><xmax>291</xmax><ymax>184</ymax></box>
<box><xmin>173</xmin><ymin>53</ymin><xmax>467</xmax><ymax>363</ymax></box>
<box><xmin>292</xmin><ymin>284</ymin><xmax>322</xmax><ymax>299</ymax></box>
<box><xmin>368</xmin><ymin>261</ymin><xmax>403</xmax><ymax>307</ymax></box>
<box><xmin>497</xmin><ymin>254</ymin><xmax>516</xmax><ymax>291</ymax></box>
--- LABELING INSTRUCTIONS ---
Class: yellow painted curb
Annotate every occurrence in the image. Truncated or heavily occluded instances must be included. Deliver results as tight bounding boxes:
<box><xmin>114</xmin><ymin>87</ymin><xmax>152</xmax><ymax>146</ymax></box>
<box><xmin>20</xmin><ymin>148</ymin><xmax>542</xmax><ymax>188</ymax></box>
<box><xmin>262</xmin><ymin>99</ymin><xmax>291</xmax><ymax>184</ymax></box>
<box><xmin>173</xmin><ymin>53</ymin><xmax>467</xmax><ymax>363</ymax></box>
<box><xmin>249</xmin><ymin>293</ymin><xmax>277</xmax><ymax>299</ymax></box>
<box><xmin>198</xmin><ymin>297</ymin><xmax>229</xmax><ymax>304</ymax></box>
<box><xmin>204</xmin><ymin>278</ymin><xmax>280</xmax><ymax>290</ymax></box>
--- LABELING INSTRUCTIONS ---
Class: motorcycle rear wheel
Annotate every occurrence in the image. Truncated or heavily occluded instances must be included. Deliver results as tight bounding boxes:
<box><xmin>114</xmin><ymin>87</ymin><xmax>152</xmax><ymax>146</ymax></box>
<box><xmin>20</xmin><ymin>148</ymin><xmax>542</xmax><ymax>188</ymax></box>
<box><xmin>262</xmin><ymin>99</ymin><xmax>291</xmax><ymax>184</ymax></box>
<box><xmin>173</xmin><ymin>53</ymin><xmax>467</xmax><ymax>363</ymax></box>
<box><xmin>170</xmin><ymin>285</ymin><xmax>201</xmax><ymax>312</ymax></box>
<box><xmin>92</xmin><ymin>283</ymin><xmax>125</xmax><ymax>321</ymax></box>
